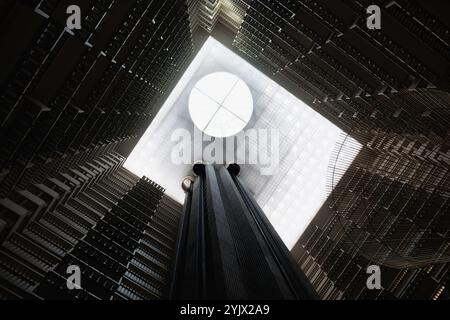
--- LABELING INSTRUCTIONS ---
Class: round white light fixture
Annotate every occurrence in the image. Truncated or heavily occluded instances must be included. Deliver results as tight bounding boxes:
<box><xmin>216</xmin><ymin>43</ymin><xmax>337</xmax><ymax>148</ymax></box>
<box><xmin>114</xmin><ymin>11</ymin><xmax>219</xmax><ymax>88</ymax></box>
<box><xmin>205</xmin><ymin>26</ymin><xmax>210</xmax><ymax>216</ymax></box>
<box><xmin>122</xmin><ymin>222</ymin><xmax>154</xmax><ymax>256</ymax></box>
<box><xmin>188</xmin><ymin>72</ymin><xmax>253</xmax><ymax>138</ymax></box>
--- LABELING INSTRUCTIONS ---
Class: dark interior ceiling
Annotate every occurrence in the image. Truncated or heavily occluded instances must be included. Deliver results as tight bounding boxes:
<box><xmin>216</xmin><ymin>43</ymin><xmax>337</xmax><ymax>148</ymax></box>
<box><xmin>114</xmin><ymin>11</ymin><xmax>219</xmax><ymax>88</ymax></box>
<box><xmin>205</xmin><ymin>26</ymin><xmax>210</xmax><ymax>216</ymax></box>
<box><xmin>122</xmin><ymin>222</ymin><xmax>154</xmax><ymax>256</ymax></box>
<box><xmin>0</xmin><ymin>0</ymin><xmax>449</xmax><ymax>301</ymax></box>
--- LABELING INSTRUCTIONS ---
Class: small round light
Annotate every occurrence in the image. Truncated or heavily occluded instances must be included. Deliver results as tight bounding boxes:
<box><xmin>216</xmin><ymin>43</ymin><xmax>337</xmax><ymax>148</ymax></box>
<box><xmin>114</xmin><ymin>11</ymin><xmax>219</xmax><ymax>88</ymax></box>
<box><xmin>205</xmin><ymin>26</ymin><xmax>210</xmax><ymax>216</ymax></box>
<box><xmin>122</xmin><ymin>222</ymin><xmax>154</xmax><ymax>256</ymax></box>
<box><xmin>188</xmin><ymin>72</ymin><xmax>253</xmax><ymax>137</ymax></box>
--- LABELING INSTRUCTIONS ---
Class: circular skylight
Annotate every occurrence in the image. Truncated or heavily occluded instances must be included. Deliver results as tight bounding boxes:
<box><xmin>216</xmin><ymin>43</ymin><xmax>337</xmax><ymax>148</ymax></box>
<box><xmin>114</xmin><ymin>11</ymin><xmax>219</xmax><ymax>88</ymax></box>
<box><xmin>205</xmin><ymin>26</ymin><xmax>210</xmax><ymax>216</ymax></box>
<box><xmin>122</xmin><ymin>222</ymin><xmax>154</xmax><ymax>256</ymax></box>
<box><xmin>188</xmin><ymin>72</ymin><xmax>253</xmax><ymax>137</ymax></box>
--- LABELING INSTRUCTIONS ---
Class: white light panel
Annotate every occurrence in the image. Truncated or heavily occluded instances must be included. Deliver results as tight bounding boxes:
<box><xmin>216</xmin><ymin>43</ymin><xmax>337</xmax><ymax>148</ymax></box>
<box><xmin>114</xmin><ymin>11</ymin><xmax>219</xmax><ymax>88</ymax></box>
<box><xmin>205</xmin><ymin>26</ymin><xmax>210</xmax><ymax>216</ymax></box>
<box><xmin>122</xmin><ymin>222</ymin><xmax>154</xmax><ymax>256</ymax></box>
<box><xmin>124</xmin><ymin>37</ymin><xmax>360</xmax><ymax>250</ymax></box>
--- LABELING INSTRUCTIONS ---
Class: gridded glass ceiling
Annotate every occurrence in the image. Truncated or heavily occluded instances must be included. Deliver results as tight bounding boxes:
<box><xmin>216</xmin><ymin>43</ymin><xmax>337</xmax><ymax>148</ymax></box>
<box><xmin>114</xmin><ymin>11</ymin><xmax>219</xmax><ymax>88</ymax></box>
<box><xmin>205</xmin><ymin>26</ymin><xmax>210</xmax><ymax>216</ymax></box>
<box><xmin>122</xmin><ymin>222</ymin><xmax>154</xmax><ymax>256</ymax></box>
<box><xmin>125</xmin><ymin>37</ymin><xmax>359</xmax><ymax>249</ymax></box>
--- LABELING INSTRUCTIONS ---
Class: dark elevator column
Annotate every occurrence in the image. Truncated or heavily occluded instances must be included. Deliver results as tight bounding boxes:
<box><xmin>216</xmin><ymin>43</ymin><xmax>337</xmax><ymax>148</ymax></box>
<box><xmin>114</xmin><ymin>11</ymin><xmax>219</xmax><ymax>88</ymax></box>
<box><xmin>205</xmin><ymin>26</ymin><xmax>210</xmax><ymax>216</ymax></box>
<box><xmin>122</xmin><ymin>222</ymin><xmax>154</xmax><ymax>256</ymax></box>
<box><xmin>170</xmin><ymin>164</ymin><xmax>318</xmax><ymax>300</ymax></box>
